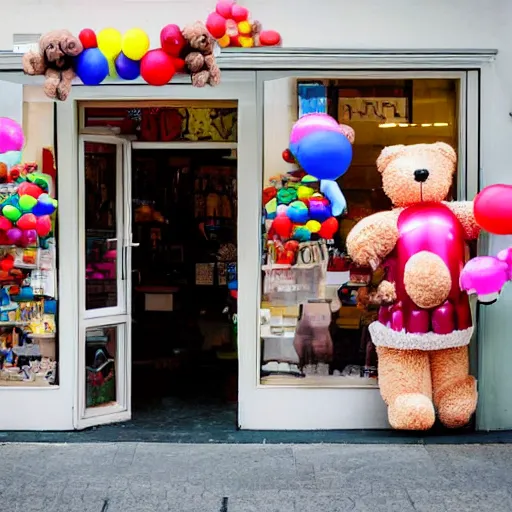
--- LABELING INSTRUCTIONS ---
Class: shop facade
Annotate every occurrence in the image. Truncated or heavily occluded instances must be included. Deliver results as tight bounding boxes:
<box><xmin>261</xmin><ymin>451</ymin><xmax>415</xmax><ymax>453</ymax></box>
<box><xmin>0</xmin><ymin>45</ymin><xmax>512</xmax><ymax>432</ymax></box>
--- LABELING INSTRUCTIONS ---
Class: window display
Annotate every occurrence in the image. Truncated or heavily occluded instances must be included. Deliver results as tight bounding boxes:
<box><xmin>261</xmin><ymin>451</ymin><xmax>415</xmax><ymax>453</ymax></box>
<box><xmin>0</xmin><ymin>118</ymin><xmax>58</xmax><ymax>386</ymax></box>
<box><xmin>260</xmin><ymin>78</ymin><xmax>459</xmax><ymax>387</ymax></box>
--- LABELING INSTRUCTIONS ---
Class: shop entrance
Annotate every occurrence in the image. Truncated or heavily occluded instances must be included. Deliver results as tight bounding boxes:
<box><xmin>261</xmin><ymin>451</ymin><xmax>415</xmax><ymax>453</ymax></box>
<box><xmin>78</xmin><ymin>102</ymin><xmax>239</xmax><ymax>429</ymax></box>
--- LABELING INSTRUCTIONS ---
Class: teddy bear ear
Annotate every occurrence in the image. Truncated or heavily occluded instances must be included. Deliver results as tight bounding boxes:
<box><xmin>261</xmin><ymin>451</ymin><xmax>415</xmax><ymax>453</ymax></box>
<box><xmin>376</xmin><ymin>145</ymin><xmax>405</xmax><ymax>173</ymax></box>
<box><xmin>434</xmin><ymin>142</ymin><xmax>457</xmax><ymax>168</ymax></box>
<box><xmin>339</xmin><ymin>124</ymin><xmax>355</xmax><ymax>144</ymax></box>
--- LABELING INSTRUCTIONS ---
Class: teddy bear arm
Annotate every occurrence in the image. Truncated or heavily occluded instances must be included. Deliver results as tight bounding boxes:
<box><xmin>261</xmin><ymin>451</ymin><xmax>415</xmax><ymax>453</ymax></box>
<box><xmin>443</xmin><ymin>201</ymin><xmax>480</xmax><ymax>240</ymax></box>
<box><xmin>22</xmin><ymin>51</ymin><xmax>46</xmax><ymax>76</ymax></box>
<box><xmin>346</xmin><ymin>210</ymin><xmax>400</xmax><ymax>269</ymax></box>
<box><xmin>185</xmin><ymin>53</ymin><xmax>205</xmax><ymax>73</ymax></box>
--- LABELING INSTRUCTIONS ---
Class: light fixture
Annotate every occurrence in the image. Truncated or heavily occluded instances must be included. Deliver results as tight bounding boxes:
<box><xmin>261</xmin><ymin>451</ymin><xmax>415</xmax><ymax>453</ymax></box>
<box><xmin>378</xmin><ymin>122</ymin><xmax>450</xmax><ymax>128</ymax></box>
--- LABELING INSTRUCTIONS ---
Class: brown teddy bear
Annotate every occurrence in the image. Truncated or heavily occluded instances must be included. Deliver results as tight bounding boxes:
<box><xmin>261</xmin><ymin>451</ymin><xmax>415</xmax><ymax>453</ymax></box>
<box><xmin>346</xmin><ymin>142</ymin><xmax>480</xmax><ymax>431</ymax></box>
<box><xmin>181</xmin><ymin>22</ymin><xmax>221</xmax><ymax>87</ymax></box>
<box><xmin>22</xmin><ymin>30</ymin><xmax>83</xmax><ymax>101</ymax></box>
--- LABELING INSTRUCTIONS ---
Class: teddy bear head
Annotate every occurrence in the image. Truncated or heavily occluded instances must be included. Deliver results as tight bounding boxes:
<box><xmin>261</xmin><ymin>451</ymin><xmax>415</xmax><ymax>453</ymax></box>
<box><xmin>376</xmin><ymin>142</ymin><xmax>456</xmax><ymax>207</ymax></box>
<box><xmin>182</xmin><ymin>22</ymin><xmax>215</xmax><ymax>53</ymax></box>
<box><xmin>40</xmin><ymin>30</ymin><xmax>83</xmax><ymax>66</ymax></box>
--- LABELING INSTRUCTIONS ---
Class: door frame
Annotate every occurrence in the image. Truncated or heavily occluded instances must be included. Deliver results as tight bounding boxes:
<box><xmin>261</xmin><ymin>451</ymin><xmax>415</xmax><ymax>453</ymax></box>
<box><xmin>55</xmin><ymin>72</ymin><xmax>259</xmax><ymax>429</ymax></box>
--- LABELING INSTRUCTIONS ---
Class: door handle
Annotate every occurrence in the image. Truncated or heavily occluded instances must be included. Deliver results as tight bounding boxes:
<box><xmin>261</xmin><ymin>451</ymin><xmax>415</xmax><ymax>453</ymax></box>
<box><xmin>129</xmin><ymin>233</ymin><xmax>140</xmax><ymax>247</ymax></box>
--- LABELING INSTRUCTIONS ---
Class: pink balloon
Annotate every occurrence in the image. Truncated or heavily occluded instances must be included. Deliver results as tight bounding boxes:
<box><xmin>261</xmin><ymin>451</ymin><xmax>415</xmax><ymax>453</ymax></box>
<box><xmin>289</xmin><ymin>113</ymin><xmax>341</xmax><ymax>145</ymax></box>
<box><xmin>0</xmin><ymin>118</ymin><xmax>24</xmax><ymax>153</ymax></box>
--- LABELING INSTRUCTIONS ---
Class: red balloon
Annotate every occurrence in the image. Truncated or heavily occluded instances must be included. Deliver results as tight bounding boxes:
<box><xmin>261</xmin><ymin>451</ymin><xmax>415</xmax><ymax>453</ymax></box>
<box><xmin>474</xmin><ymin>184</ymin><xmax>512</xmax><ymax>235</ymax></box>
<box><xmin>17</xmin><ymin>213</ymin><xmax>37</xmax><ymax>231</ymax></box>
<box><xmin>259</xmin><ymin>30</ymin><xmax>282</xmax><ymax>46</ymax></box>
<box><xmin>318</xmin><ymin>217</ymin><xmax>339</xmax><ymax>239</ymax></box>
<box><xmin>140</xmin><ymin>50</ymin><xmax>175</xmax><ymax>86</ymax></box>
<box><xmin>79</xmin><ymin>29</ymin><xmax>97</xmax><ymax>49</ymax></box>
<box><xmin>271</xmin><ymin>215</ymin><xmax>293</xmax><ymax>240</ymax></box>
<box><xmin>18</xmin><ymin>181</ymin><xmax>43</xmax><ymax>199</ymax></box>
<box><xmin>35</xmin><ymin>215</ymin><xmax>52</xmax><ymax>237</ymax></box>
<box><xmin>0</xmin><ymin>217</ymin><xmax>12</xmax><ymax>231</ymax></box>
<box><xmin>172</xmin><ymin>57</ymin><xmax>186</xmax><ymax>74</ymax></box>
<box><xmin>0</xmin><ymin>255</ymin><xmax>14</xmax><ymax>272</ymax></box>
<box><xmin>216</xmin><ymin>0</ymin><xmax>234</xmax><ymax>18</ymax></box>
<box><xmin>231</xmin><ymin>4</ymin><xmax>249</xmax><ymax>22</ymax></box>
<box><xmin>206</xmin><ymin>12</ymin><xmax>227</xmax><ymax>39</ymax></box>
<box><xmin>160</xmin><ymin>24</ymin><xmax>186</xmax><ymax>57</ymax></box>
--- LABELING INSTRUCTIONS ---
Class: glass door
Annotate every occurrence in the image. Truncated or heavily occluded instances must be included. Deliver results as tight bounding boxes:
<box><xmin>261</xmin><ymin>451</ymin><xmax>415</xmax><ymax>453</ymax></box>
<box><xmin>76</xmin><ymin>135</ymin><xmax>132</xmax><ymax>428</ymax></box>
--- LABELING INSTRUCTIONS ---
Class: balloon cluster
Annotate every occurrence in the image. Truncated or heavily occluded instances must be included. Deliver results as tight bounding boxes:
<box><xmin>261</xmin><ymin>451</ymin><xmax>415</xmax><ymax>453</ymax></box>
<box><xmin>0</xmin><ymin>118</ymin><xmax>25</xmax><ymax>171</ymax></box>
<box><xmin>264</xmin><ymin>114</ymin><xmax>354</xmax><ymax>244</ymax></box>
<box><xmin>76</xmin><ymin>24</ymin><xmax>186</xmax><ymax>87</ymax></box>
<box><xmin>0</xmin><ymin>174</ymin><xmax>57</xmax><ymax>248</ymax></box>
<box><xmin>206</xmin><ymin>0</ymin><xmax>281</xmax><ymax>48</ymax></box>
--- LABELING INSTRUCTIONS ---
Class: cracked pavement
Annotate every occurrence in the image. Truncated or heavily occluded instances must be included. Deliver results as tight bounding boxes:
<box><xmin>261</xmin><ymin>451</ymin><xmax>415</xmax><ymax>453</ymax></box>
<box><xmin>1</xmin><ymin>443</ymin><xmax>512</xmax><ymax>511</ymax></box>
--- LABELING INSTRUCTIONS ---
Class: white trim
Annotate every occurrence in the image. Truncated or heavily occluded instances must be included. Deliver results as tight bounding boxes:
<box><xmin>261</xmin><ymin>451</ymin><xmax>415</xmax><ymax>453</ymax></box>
<box><xmin>132</xmin><ymin>141</ymin><xmax>237</xmax><ymax>150</ymax></box>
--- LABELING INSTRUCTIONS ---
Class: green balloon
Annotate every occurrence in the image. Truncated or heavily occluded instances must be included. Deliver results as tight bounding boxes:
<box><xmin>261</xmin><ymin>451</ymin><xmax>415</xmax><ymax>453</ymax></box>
<box><xmin>19</xmin><ymin>194</ymin><xmax>37</xmax><ymax>212</ymax></box>
<box><xmin>3</xmin><ymin>205</ymin><xmax>21</xmax><ymax>222</ymax></box>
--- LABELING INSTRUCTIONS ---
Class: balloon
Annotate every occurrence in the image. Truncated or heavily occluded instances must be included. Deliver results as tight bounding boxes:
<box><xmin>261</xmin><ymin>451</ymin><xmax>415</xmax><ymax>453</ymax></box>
<box><xmin>474</xmin><ymin>184</ymin><xmax>512</xmax><ymax>235</ymax></box>
<box><xmin>107</xmin><ymin>58</ymin><xmax>117</xmax><ymax>79</ymax></box>
<box><xmin>97</xmin><ymin>28</ymin><xmax>122</xmax><ymax>59</ymax></box>
<box><xmin>259</xmin><ymin>30</ymin><xmax>282</xmax><ymax>47</ymax></box>
<box><xmin>206</xmin><ymin>12</ymin><xmax>227</xmax><ymax>39</ymax></box>
<box><xmin>292</xmin><ymin>226</ymin><xmax>311</xmax><ymax>242</ymax></box>
<box><xmin>172</xmin><ymin>57</ymin><xmax>186</xmax><ymax>74</ymax></box>
<box><xmin>6</xmin><ymin>228</ymin><xmax>22</xmax><ymax>245</ymax></box>
<box><xmin>79</xmin><ymin>29</ymin><xmax>97</xmax><ymax>49</ymax></box>
<box><xmin>293</xmin><ymin>130</ymin><xmax>353</xmax><ymax>181</ymax></box>
<box><xmin>319</xmin><ymin>217</ymin><xmax>339</xmax><ymax>239</ymax></box>
<box><xmin>35</xmin><ymin>215</ymin><xmax>52</xmax><ymax>237</ymax></box>
<box><xmin>297</xmin><ymin>185</ymin><xmax>314</xmax><ymax>201</ymax></box>
<box><xmin>114</xmin><ymin>53</ymin><xmax>140</xmax><ymax>81</ymax></box>
<box><xmin>0</xmin><ymin>255</ymin><xmax>14</xmax><ymax>272</ymax></box>
<box><xmin>160</xmin><ymin>24</ymin><xmax>186</xmax><ymax>57</ymax></box>
<box><xmin>2</xmin><ymin>205</ymin><xmax>21</xmax><ymax>222</ymax></box>
<box><xmin>21</xmin><ymin>229</ymin><xmax>37</xmax><ymax>247</ymax></box>
<box><xmin>287</xmin><ymin>201</ymin><xmax>309</xmax><ymax>224</ymax></box>
<box><xmin>216</xmin><ymin>0</ymin><xmax>234</xmax><ymax>18</ymax></box>
<box><xmin>75</xmin><ymin>48</ymin><xmax>109</xmax><ymax>85</ymax></box>
<box><xmin>122</xmin><ymin>28</ymin><xmax>150</xmax><ymax>60</ymax></box>
<box><xmin>309</xmin><ymin>196</ymin><xmax>332</xmax><ymax>222</ymax></box>
<box><xmin>289</xmin><ymin>113</ymin><xmax>341</xmax><ymax>146</ymax></box>
<box><xmin>264</xmin><ymin>197</ymin><xmax>277</xmax><ymax>219</ymax></box>
<box><xmin>271</xmin><ymin>215</ymin><xmax>293</xmax><ymax>239</ymax></box>
<box><xmin>17</xmin><ymin>213</ymin><xmax>37</xmax><ymax>230</ymax></box>
<box><xmin>33</xmin><ymin>194</ymin><xmax>57</xmax><ymax>216</ymax></box>
<box><xmin>19</xmin><ymin>194</ymin><xmax>37</xmax><ymax>212</ymax></box>
<box><xmin>0</xmin><ymin>217</ymin><xmax>12</xmax><ymax>231</ymax></box>
<box><xmin>140</xmin><ymin>50</ymin><xmax>175</xmax><ymax>86</ymax></box>
<box><xmin>320</xmin><ymin>180</ymin><xmax>347</xmax><ymax>216</ymax></box>
<box><xmin>0</xmin><ymin>151</ymin><xmax>22</xmax><ymax>168</ymax></box>
<box><xmin>305</xmin><ymin>220</ymin><xmax>321</xmax><ymax>233</ymax></box>
<box><xmin>0</xmin><ymin>118</ymin><xmax>24</xmax><ymax>153</ymax></box>
<box><xmin>460</xmin><ymin>255</ymin><xmax>509</xmax><ymax>303</ymax></box>
<box><xmin>18</xmin><ymin>182</ymin><xmax>44</xmax><ymax>199</ymax></box>
<box><xmin>232</xmin><ymin>4</ymin><xmax>249</xmax><ymax>22</ymax></box>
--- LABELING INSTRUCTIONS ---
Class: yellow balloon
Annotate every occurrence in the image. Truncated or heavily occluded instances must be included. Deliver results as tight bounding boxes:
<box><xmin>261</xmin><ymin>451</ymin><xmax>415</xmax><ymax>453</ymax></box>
<box><xmin>122</xmin><ymin>28</ymin><xmax>150</xmax><ymax>61</ymax></box>
<box><xmin>97</xmin><ymin>28</ymin><xmax>122</xmax><ymax>59</ymax></box>
<box><xmin>297</xmin><ymin>185</ymin><xmax>314</xmax><ymax>200</ymax></box>
<box><xmin>305</xmin><ymin>220</ymin><xmax>321</xmax><ymax>233</ymax></box>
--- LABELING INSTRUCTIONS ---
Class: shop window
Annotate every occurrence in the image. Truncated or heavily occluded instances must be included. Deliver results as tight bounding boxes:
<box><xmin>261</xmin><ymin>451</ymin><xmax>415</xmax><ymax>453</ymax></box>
<box><xmin>0</xmin><ymin>103</ymin><xmax>58</xmax><ymax>387</ymax></box>
<box><xmin>260</xmin><ymin>77</ymin><xmax>459</xmax><ymax>387</ymax></box>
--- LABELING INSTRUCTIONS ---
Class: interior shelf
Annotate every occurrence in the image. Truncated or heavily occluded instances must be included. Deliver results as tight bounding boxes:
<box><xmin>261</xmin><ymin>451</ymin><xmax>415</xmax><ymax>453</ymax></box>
<box><xmin>131</xmin><ymin>141</ymin><xmax>238</xmax><ymax>150</ymax></box>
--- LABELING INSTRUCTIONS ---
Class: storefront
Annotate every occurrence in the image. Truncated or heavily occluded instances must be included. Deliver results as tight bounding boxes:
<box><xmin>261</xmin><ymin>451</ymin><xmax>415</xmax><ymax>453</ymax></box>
<box><xmin>0</xmin><ymin>47</ymin><xmax>510</xmax><ymax>432</ymax></box>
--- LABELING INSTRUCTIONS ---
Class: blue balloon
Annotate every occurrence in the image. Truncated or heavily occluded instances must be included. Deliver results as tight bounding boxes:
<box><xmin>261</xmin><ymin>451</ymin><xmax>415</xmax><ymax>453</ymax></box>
<box><xmin>293</xmin><ymin>130</ymin><xmax>353</xmax><ymax>181</ymax></box>
<box><xmin>115</xmin><ymin>53</ymin><xmax>140</xmax><ymax>81</ymax></box>
<box><xmin>321</xmin><ymin>180</ymin><xmax>347</xmax><ymax>217</ymax></box>
<box><xmin>0</xmin><ymin>151</ymin><xmax>21</xmax><ymax>168</ymax></box>
<box><xmin>75</xmin><ymin>48</ymin><xmax>109</xmax><ymax>86</ymax></box>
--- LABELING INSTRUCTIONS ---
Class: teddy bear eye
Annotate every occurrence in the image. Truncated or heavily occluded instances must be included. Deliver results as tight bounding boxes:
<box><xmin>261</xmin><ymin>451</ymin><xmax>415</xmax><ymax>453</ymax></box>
<box><xmin>68</xmin><ymin>42</ymin><xmax>75</xmax><ymax>49</ymax></box>
<box><xmin>47</xmin><ymin>43</ymin><xmax>54</xmax><ymax>50</ymax></box>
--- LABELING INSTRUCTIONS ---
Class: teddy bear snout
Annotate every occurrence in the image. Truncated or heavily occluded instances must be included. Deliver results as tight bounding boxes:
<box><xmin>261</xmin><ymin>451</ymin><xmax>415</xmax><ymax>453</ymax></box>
<box><xmin>414</xmin><ymin>169</ymin><xmax>430</xmax><ymax>183</ymax></box>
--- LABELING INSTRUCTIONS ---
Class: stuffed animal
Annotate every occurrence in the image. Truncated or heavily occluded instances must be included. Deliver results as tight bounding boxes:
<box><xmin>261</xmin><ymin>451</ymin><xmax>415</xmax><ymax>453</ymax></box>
<box><xmin>22</xmin><ymin>30</ymin><xmax>83</xmax><ymax>101</ymax></box>
<box><xmin>181</xmin><ymin>22</ymin><xmax>221</xmax><ymax>87</ymax></box>
<box><xmin>346</xmin><ymin>142</ymin><xmax>481</xmax><ymax>431</ymax></box>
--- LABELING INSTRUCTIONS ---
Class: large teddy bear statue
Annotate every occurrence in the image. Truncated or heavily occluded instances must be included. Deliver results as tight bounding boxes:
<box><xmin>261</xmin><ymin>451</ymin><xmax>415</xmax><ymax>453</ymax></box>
<box><xmin>346</xmin><ymin>142</ymin><xmax>480</xmax><ymax>430</ymax></box>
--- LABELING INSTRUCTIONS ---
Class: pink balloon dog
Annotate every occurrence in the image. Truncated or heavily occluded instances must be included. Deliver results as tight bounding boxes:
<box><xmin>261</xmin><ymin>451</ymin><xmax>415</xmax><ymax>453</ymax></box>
<box><xmin>460</xmin><ymin>248</ymin><xmax>512</xmax><ymax>303</ymax></box>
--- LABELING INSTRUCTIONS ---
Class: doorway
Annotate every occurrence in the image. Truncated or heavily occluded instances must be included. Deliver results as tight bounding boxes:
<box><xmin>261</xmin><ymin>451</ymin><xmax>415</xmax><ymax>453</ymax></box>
<box><xmin>78</xmin><ymin>102</ymin><xmax>239</xmax><ymax>430</ymax></box>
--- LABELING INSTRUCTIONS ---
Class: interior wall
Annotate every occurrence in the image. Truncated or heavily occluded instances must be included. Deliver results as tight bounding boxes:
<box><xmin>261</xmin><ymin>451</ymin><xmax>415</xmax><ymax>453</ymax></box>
<box><xmin>22</xmin><ymin>101</ymin><xmax>54</xmax><ymax>166</ymax></box>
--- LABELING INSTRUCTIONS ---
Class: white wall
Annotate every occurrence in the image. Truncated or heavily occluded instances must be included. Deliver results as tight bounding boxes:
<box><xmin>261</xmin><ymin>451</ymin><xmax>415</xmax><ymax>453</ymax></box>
<box><xmin>0</xmin><ymin>0</ymin><xmax>501</xmax><ymax>51</ymax></box>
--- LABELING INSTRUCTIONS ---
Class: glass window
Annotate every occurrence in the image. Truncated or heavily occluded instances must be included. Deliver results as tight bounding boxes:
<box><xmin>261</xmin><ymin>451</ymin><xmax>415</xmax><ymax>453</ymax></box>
<box><xmin>0</xmin><ymin>105</ymin><xmax>59</xmax><ymax>387</ymax></box>
<box><xmin>260</xmin><ymin>77</ymin><xmax>459</xmax><ymax>387</ymax></box>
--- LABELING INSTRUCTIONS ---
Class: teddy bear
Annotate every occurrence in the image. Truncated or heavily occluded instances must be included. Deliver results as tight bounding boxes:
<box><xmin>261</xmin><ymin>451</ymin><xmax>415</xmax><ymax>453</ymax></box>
<box><xmin>22</xmin><ymin>30</ymin><xmax>83</xmax><ymax>101</ymax></box>
<box><xmin>181</xmin><ymin>22</ymin><xmax>221</xmax><ymax>87</ymax></box>
<box><xmin>346</xmin><ymin>142</ymin><xmax>481</xmax><ymax>431</ymax></box>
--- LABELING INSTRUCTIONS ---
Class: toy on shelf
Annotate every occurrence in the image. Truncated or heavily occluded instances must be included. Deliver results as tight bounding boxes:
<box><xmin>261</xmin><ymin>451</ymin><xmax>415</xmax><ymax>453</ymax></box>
<box><xmin>206</xmin><ymin>0</ymin><xmax>282</xmax><ymax>48</ymax></box>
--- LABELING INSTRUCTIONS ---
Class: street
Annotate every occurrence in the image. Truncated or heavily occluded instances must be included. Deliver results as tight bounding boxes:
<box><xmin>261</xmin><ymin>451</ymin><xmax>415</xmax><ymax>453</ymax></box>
<box><xmin>1</xmin><ymin>442</ymin><xmax>512</xmax><ymax>511</ymax></box>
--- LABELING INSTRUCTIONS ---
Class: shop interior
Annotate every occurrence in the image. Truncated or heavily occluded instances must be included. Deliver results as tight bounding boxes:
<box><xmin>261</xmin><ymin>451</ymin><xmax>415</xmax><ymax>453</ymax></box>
<box><xmin>83</xmin><ymin>102</ymin><xmax>239</xmax><ymax>426</ymax></box>
<box><xmin>260</xmin><ymin>77</ymin><xmax>463</xmax><ymax>387</ymax></box>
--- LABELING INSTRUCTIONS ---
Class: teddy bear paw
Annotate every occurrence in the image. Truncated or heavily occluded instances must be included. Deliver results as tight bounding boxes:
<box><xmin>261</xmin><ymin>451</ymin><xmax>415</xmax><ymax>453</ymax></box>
<box><xmin>388</xmin><ymin>393</ymin><xmax>435</xmax><ymax>431</ymax></box>
<box><xmin>436</xmin><ymin>376</ymin><xmax>477</xmax><ymax>429</ymax></box>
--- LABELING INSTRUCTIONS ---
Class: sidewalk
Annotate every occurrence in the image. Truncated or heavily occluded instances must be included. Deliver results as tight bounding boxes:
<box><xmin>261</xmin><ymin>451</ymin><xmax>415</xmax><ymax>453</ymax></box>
<box><xmin>1</xmin><ymin>443</ymin><xmax>511</xmax><ymax>511</ymax></box>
